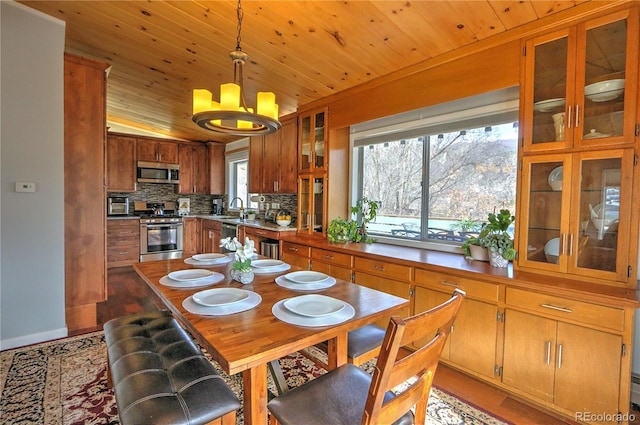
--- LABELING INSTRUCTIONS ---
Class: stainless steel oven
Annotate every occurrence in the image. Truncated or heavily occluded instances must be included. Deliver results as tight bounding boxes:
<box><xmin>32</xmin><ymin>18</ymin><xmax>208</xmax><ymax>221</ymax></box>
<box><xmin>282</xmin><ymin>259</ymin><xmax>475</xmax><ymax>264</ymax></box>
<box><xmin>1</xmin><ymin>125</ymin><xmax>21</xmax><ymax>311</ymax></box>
<box><xmin>140</xmin><ymin>216</ymin><xmax>183</xmax><ymax>261</ymax></box>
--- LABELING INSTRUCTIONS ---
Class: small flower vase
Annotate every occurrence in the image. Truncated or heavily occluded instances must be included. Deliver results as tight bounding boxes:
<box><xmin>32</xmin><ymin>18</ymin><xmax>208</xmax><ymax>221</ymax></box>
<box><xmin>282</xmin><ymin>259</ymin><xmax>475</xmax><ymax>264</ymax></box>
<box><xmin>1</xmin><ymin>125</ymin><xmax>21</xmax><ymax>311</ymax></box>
<box><xmin>489</xmin><ymin>251</ymin><xmax>509</xmax><ymax>268</ymax></box>
<box><xmin>231</xmin><ymin>268</ymin><xmax>254</xmax><ymax>284</ymax></box>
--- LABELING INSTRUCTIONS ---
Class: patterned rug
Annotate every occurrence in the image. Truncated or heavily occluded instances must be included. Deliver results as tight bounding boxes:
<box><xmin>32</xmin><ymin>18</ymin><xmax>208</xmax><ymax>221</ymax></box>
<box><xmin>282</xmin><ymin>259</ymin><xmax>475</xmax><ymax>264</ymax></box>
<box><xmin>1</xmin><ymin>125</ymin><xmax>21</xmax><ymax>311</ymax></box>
<box><xmin>0</xmin><ymin>331</ymin><xmax>510</xmax><ymax>425</ymax></box>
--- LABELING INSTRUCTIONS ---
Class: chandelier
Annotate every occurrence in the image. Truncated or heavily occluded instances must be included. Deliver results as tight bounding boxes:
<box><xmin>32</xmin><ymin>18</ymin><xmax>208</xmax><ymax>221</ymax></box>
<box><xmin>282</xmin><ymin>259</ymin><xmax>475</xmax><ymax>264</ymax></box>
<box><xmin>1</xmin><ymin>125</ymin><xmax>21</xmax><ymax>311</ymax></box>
<box><xmin>192</xmin><ymin>0</ymin><xmax>281</xmax><ymax>136</ymax></box>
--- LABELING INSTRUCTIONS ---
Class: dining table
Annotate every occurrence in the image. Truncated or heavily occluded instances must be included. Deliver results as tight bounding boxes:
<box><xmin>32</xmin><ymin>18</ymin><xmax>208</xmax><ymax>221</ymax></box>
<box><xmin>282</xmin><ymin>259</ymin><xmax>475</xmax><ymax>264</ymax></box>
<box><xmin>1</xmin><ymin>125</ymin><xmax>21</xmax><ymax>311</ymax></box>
<box><xmin>133</xmin><ymin>255</ymin><xmax>409</xmax><ymax>425</ymax></box>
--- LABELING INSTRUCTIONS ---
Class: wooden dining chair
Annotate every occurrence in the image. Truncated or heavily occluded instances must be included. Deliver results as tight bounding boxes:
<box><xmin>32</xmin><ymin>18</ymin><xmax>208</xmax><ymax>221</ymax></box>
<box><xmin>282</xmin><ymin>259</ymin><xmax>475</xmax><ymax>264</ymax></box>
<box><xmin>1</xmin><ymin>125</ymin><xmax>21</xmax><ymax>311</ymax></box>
<box><xmin>268</xmin><ymin>289</ymin><xmax>465</xmax><ymax>425</ymax></box>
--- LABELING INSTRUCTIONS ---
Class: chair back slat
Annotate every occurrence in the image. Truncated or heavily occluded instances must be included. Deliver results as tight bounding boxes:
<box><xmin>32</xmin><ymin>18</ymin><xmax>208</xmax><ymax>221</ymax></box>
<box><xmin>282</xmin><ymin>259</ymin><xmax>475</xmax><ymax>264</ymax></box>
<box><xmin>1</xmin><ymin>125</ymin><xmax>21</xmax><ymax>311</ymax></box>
<box><xmin>361</xmin><ymin>289</ymin><xmax>465</xmax><ymax>425</ymax></box>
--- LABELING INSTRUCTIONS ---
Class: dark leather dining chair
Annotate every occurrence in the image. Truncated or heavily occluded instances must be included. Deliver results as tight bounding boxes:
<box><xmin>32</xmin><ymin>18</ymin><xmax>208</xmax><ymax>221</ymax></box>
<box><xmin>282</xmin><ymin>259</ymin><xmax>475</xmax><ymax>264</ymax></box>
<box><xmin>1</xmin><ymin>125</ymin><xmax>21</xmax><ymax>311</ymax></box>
<box><xmin>268</xmin><ymin>289</ymin><xmax>465</xmax><ymax>425</ymax></box>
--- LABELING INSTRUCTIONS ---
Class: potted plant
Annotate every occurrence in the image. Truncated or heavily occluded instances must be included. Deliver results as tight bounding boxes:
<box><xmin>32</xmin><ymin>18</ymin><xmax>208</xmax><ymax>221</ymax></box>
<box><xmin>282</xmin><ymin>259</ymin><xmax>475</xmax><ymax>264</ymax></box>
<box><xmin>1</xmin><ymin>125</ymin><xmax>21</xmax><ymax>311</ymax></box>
<box><xmin>481</xmin><ymin>209</ymin><xmax>517</xmax><ymax>267</ymax></box>
<box><xmin>461</xmin><ymin>233</ymin><xmax>490</xmax><ymax>261</ymax></box>
<box><xmin>327</xmin><ymin>218</ymin><xmax>358</xmax><ymax>243</ymax></box>
<box><xmin>351</xmin><ymin>197</ymin><xmax>380</xmax><ymax>242</ymax></box>
<box><xmin>245</xmin><ymin>209</ymin><xmax>257</xmax><ymax>220</ymax></box>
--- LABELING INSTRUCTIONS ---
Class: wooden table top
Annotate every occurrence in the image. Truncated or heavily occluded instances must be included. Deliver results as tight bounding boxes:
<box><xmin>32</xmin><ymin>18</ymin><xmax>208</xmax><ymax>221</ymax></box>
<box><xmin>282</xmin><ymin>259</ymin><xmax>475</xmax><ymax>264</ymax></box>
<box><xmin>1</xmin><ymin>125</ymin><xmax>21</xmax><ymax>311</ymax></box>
<box><xmin>134</xmin><ymin>258</ymin><xmax>409</xmax><ymax>375</ymax></box>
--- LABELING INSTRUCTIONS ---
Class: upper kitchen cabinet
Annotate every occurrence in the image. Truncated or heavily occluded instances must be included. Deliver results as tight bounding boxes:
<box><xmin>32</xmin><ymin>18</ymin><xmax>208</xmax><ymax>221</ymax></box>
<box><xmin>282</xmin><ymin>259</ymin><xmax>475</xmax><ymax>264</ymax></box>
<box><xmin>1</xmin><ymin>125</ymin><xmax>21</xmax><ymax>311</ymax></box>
<box><xmin>106</xmin><ymin>134</ymin><xmax>136</xmax><ymax>192</ymax></box>
<box><xmin>137</xmin><ymin>138</ymin><xmax>179</xmax><ymax>163</ymax></box>
<box><xmin>178</xmin><ymin>143</ymin><xmax>209</xmax><ymax>194</ymax></box>
<box><xmin>299</xmin><ymin>108</ymin><xmax>328</xmax><ymax>173</ymax></box>
<box><xmin>249</xmin><ymin>115</ymin><xmax>297</xmax><ymax>194</ymax></box>
<box><xmin>516</xmin><ymin>149</ymin><xmax>636</xmax><ymax>286</ymax></box>
<box><xmin>522</xmin><ymin>8</ymin><xmax>639</xmax><ymax>152</ymax></box>
<box><xmin>208</xmin><ymin>143</ymin><xmax>225</xmax><ymax>195</ymax></box>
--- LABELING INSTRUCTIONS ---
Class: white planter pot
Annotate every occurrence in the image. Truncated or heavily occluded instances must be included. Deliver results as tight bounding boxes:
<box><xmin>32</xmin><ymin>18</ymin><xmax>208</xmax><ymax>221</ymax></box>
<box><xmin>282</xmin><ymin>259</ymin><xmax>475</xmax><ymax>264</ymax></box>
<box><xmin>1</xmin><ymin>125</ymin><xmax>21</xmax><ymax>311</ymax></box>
<box><xmin>489</xmin><ymin>251</ymin><xmax>509</xmax><ymax>268</ymax></box>
<box><xmin>469</xmin><ymin>244</ymin><xmax>489</xmax><ymax>262</ymax></box>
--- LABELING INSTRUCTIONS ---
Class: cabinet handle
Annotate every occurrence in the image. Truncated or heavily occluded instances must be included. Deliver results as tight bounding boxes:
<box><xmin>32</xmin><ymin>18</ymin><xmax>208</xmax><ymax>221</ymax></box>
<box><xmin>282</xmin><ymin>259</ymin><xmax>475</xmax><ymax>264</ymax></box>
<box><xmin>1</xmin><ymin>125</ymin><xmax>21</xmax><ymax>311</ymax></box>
<box><xmin>568</xmin><ymin>233</ymin><xmax>574</xmax><ymax>256</ymax></box>
<box><xmin>440</xmin><ymin>280</ymin><xmax>460</xmax><ymax>287</ymax></box>
<box><xmin>546</xmin><ymin>341</ymin><xmax>552</xmax><ymax>365</ymax></box>
<box><xmin>560</xmin><ymin>233</ymin><xmax>567</xmax><ymax>255</ymax></box>
<box><xmin>323</xmin><ymin>254</ymin><xmax>334</xmax><ymax>259</ymax></box>
<box><xmin>557</xmin><ymin>344</ymin><xmax>563</xmax><ymax>369</ymax></box>
<box><xmin>541</xmin><ymin>304</ymin><xmax>573</xmax><ymax>313</ymax></box>
<box><xmin>288</xmin><ymin>247</ymin><xmax>299</xmax><ymax>252</ymax></box>
<box><xmin>372</xmin><ymin>265</ymin><xmax>385</xmax><ymax>271</ymax></box>
<box><xmin>567</xmin><ymin>106</ymin><xmax>572</xmax><ymax>128</ymax></box>
<box><xmin>575</xmin><ymin>104</ymin><xmax>579</xmax><ymax>128</ymax></box>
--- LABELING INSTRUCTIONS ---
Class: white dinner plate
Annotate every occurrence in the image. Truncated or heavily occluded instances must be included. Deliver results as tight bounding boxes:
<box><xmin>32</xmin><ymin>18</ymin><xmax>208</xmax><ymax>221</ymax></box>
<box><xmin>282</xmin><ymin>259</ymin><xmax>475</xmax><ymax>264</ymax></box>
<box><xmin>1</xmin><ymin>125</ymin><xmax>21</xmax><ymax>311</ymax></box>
<box><xmin>284</xmin><ymin>271</ymin><xmax>330</xmax><ymax>284</ymax></box>
<box><xmin>283</xmin><ymin>294</ymin><xmax>345</xmax><ymax>317</ymax></box>
<box><xmin>183</xmin><ymin>290</ymin><xmax>262</xmax><ymax>316</ymax></box>
<box><xmin>252</xmin><ymin>263</ymin><xmax>291</xmax><ymax>274</ymax></box>
<box><xmin>251</xmin><ymin>259</ymin><xmax>285</xmax><ymax>269</ymax></box>
<box><xmin>192</xmin><ymin>253</ymin><xmax>228</xmax><ymax>262</ymax></box>
<box><xmin>275</xmin><ymin>275</ymin><xmax>336</xmax><ymax>291</ymax></box>
<box><xmin>185</xmin><ymin>255</ymin><xmax>233</xmax><ymax>266</ymax></box>
<box><xmin>159</xmin><ymin>272</ymin><xmax>225</xmax><ymax>288</ymax></box>
<box><xmin>533</xmin><ymin>98</ymin><xmax>566</xmax><ymax>112</ymax></box>
<box><xmin>168</xmin><ymin>269</ymin><xmax>214</xmax><ymax>281</ymax></box>
<box><xmin>272</xmin><ymin>298</ymin><xmax>355</xmax><ymax>327</ymax></box>
<box><xmin>192</xmin><ymin>287</ymin><xmax>250</xmax><ymax>307</ymax></box>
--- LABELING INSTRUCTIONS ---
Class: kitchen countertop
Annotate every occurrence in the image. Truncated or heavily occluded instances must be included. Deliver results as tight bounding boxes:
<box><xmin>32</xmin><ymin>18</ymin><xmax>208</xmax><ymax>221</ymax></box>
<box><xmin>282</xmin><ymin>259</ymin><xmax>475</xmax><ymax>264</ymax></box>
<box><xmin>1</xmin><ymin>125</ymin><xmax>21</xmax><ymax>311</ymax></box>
<box><xmin>107</xmin><ymin>214</ymin><xmax>296</xmax><ymax>231</ymax></box>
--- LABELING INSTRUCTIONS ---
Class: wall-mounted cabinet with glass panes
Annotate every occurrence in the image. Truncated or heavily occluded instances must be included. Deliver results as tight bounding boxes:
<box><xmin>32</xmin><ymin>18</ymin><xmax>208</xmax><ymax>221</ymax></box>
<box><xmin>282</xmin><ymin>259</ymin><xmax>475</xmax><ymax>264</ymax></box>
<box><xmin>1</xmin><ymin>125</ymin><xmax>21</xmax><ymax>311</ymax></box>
<box><xmin>521</xmin><ymin>9</ymin><xmax>638</xmax><ymax>152</ymax></box>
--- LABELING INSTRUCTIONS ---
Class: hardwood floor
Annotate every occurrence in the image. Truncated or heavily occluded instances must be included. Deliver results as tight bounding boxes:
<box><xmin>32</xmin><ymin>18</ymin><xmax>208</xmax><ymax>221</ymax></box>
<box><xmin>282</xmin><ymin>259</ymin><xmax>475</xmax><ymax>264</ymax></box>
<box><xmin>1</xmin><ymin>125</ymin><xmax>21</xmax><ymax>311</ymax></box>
<box><xmin>79</xmin><ymin>266</ymin><xmax>614</xmax><ymax>425</ymax></box>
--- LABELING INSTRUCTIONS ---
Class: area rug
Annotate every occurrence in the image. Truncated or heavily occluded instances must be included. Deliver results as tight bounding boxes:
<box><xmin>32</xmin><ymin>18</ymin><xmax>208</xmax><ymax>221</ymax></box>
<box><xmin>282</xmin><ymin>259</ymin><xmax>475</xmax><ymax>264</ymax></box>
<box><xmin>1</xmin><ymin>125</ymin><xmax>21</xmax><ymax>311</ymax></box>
<box><xmin>0</xmin><ymin>332</ymin><xmax>510</xmax><ymax>425</ymax></box>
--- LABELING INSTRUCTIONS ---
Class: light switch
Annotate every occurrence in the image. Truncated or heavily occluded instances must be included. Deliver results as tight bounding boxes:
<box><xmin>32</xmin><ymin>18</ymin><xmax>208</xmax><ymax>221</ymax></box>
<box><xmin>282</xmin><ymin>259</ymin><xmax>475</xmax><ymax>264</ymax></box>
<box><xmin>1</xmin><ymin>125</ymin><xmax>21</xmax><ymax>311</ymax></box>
<box><xmin>15</xmin><ymin>181</ymin><xmax>36</xmax><ymax>192</ymax></box>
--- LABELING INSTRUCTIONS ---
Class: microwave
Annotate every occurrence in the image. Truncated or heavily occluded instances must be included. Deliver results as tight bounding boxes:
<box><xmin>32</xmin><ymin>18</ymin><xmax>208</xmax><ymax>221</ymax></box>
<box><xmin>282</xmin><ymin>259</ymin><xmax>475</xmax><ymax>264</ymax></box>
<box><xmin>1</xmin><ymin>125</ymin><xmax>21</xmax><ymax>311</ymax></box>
<box><xmin>137</xmin><ymin>161</ymin><xmax>179</xmax><ymax>184</ymax></box>
<box><xmin>107</xmin><ymin>197</ymin><xmax>129</xmax><ymax>216</ymax></box>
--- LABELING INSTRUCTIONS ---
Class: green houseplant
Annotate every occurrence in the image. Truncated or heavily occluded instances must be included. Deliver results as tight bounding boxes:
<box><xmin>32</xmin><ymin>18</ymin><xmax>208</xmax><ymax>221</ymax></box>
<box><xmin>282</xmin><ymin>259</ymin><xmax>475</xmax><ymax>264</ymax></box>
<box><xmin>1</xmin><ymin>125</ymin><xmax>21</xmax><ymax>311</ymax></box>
<box><xmin>351</xmin><ymin>197</ymin><xmax>379</xmax><ymax>243</ymax></box>
<box><xmin>327</xmin><ymin>218</ymin><xmax>358</xmax><ymax>243</ymax></box>
<box><xmin>481</xmin><ymin>209</ymin><xmax>516</xmax><ymax>267</ymax></box>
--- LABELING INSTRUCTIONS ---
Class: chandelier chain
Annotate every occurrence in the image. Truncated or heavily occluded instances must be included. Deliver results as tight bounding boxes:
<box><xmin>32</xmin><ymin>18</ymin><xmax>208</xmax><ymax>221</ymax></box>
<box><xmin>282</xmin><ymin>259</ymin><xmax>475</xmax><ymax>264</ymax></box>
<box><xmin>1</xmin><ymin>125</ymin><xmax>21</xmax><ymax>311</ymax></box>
<box><xmin>235</xmin><ymin>0</ymin><xmax>243</xmax><ymax>51</ymax></box>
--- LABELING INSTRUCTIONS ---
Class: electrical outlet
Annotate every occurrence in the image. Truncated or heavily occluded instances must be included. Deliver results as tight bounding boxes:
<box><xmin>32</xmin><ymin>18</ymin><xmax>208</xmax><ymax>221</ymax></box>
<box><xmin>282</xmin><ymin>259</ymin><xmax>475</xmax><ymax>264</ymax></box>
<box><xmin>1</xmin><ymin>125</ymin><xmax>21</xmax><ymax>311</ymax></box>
<box><xmin>271</xmin><ymin>202</ymin><xmax>280</xmax><ymax>209</ymax></box>
<box><xmin>15</xmin><ymin>181</ymin><xmax>36</xmax><ymax>192</ymax></box>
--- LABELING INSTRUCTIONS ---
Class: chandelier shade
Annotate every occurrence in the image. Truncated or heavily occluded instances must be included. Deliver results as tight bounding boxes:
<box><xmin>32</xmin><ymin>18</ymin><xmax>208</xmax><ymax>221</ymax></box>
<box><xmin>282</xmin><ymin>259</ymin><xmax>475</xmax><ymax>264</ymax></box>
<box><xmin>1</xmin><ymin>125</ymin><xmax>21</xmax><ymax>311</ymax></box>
<box><xmin>192</xmin><ymin>0</ymin><xmax>281</xmax><ymax>136</ymax></box>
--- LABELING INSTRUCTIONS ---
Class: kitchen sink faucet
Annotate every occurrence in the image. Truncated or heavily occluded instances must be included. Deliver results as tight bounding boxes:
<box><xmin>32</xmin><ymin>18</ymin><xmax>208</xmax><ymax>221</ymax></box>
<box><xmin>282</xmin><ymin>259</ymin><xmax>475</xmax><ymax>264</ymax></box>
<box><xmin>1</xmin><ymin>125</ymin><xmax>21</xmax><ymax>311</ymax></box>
<box><xmin>230</xmin><ymin>197</ymin><xmax>245</xmax><ymax>219</ymax></box>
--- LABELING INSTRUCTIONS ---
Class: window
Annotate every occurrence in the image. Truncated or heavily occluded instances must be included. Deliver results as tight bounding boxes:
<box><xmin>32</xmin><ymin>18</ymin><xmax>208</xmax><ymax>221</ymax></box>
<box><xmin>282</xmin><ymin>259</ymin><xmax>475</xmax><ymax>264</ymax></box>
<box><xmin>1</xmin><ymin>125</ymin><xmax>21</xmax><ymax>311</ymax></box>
<box><xmin>226</xmin><ymin>148</ymin><xmax>257</xmax><ymax>211</ymax></box>
<box><xmin>350</xmin><ymin>88</ymin><xmax>519</xmax><ymax>252</ymax></box>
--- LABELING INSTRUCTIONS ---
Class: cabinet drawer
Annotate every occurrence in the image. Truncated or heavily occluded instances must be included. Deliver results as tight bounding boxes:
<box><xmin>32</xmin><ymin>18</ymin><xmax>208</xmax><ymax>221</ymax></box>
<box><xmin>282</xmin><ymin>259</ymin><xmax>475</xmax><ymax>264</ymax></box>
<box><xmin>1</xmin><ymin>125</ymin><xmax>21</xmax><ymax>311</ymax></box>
<box><xmin>414</xmin><ymin>269</ymin><xmax>498</xmax><ymax>303</ymax></box>
<box><xmin>281</xmin><ymin>242</ymin><xmax>310</xmax><ymax>258</ymax></box>
<box><xmin>244</xmin><ymin>227</ymin><xmax>280</xmax><ymax>240</ymax></box>
<box><xmin>354</xmin><ymin>257</ymin><xmax>411</xmax><ymax>281</ymax></box>
<box><xmin>311</xmin><ymin>248</ymin><xmax>352</xmax><ymax>268</ymax></box>
<box><xmin>201</xmin><ymin>219</ymin><xmax>221</xmax><ymax>231</ymax></box>
<box><xmin>505</xmin><ymin>287</ymin><xmax>624</xmax><ymax>331</ymax></box>
<box><xmin>107</xmin><ymin>245</ymin><xmax>139</xmax><ymax>262</ymax></box>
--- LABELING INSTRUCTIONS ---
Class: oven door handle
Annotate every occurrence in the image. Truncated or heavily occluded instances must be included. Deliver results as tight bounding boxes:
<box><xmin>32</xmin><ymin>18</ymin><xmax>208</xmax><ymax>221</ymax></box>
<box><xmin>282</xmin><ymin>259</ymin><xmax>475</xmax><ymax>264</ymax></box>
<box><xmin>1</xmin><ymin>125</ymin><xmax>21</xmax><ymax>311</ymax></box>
<box><xmin>142</xmin><ymin>223</ymin><xmax>183</xmax><ymax>229</ymax></box>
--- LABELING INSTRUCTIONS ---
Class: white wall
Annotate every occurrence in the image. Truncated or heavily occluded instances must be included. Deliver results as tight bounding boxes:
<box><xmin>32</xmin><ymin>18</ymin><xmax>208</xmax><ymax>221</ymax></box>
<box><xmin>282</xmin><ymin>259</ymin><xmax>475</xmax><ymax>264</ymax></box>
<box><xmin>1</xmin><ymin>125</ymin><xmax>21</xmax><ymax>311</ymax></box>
<box><xmin>1</xmin><ymin>1</ymin><xmax>67</xmax><ymax>349</ymax></box>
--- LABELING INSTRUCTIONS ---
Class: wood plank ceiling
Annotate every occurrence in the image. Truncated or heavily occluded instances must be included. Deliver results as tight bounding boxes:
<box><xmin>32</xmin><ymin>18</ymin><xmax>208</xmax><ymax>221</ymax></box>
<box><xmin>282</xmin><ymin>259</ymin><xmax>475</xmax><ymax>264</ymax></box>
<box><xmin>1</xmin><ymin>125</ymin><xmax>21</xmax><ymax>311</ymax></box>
<box><xmin>19</xmin><ymin>0</ymin><xmax>590</xmax><ymax>143</ymax></box>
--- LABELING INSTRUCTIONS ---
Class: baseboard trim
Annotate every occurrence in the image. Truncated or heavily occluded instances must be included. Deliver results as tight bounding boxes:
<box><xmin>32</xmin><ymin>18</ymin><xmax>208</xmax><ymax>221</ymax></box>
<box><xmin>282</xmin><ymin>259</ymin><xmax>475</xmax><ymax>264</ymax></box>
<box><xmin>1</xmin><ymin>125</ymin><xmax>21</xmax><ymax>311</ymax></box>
<box><xmin>0</xmin><ymin>327</ymin><xmax>68</xmax><ymax>351</ymax></box>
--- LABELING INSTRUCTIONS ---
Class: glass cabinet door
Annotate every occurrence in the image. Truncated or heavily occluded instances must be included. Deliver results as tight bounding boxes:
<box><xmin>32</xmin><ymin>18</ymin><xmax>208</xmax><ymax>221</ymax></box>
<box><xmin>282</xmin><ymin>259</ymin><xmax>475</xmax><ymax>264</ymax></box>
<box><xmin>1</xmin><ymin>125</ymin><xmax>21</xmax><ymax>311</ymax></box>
<box><xmin>518</xmin><ymin>155</ymin><xmax>570</xmax><ymax>270</ymax></box>
<box><xmin>578</xmin><ymin>13</ymin><xmax>633</xmax><ymax>144</ymax></box>
<box><xmin>298</xmin><ymin>109</ymin><xmax>326</xmax><ymax>172</ymax></box>
<box><xmin>297</xmin><ymin>175</ymin><xmax>326</xmax><ymax>236</ymax></box>
<box><xmin>528</xmin><ymin>30</ymin><xmax>572</xmax><ymax>149</ymax></box>
<box><xmin>298</xmin><ymin>176</ymin><xmax>311</xmax><ymax>232</ymax></box>
<box><xmin>570</xmin><ymin>150</ymin><xmax>632</xmax><ymax>281</ymax></box>
<box><xmin>311</xmin><ymin>176</ymin><xmax>325</xmax><ymax>235</ymax></box>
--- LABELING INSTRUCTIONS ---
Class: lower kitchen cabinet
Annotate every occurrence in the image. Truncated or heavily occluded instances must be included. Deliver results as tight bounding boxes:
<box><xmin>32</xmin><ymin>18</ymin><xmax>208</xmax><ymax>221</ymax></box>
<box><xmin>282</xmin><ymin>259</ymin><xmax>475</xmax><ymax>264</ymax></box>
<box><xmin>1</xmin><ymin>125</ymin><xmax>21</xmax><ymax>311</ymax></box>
<box><xmin>280</xmin><ymin>241</ymin><xmax>310</xmax><ymax>270</ymax></box>
<box><xmin>242</xmin><ymin>227</ymin><xmax>280</xmax><ymax>257</ymax></box>
<box><xmin>107</xmin><ymin>219</ymin><xmax>139</xmax><ymax>268</ymax></box>
<box><xmin>201</xmin><ymin>219</ymin><xmax>221</xmax><ymax>253</ymax></box>
<box><xmin>310</xmin><ymin>247</ymin><xmax>352</xmax><ymax>282</ymax></box>
<box><xmin>413</xmin><ymin>269</ymin><xmax>500</xmax><ymax>380</ymax></box>
<box><xmin>182</xmin><ymin>217</ymin><xmax>200</xmax><ymax>257</ymax></box>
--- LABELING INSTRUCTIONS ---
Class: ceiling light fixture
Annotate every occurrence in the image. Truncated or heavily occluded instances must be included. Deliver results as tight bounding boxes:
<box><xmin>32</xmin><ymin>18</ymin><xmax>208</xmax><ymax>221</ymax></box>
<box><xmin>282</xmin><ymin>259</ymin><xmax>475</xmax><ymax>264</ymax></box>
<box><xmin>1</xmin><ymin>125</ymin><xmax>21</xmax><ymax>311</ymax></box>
<box><xmin>192</xmin><ymin>0</ymin><xmax>280</xmax><ymax>136</ymax></box>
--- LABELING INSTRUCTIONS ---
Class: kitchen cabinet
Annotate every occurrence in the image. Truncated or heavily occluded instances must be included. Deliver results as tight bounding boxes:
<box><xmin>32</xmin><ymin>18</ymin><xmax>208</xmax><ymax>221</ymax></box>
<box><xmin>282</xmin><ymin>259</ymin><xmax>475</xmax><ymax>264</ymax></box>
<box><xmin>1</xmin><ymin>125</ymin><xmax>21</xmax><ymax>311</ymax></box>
<box><xmin>182</xmin><ymin>217</ymin><xmax>200</xmax><ymax>257</ymax></box>
<box><xmin>201</xmin><ymin>219</ymin><xmax>221</xmax><ymax>253</ymax></box>
<box><xmin>248</xmin><ymin>116</ymin><xmax>297</xmax><ymax>194</ymax></box>
<box><xmin>502</xmin><ymin>287</ymin><xmax>624</xmax><ymax>420</ymax></box>
<box><xmin>521</xmin><ymin>9</ymin><xmax>638</xmax><ymax>152</ymax></box>
<box><xmin>178</xmin><ymin>143</ymin><xmax>209</xmax><ymax>194</ymax></box>
<box><xmin>297</xmin><ymin>175</ymin><xmax>327</xmax><ymax>237</ymax></box>
<box><xmin>64</xmin><ymin>53</ymin><xmax>108</xmax><ymax>331</ymax></box>
<box><xmin>310</xmin><ymin>247</ymin><xmax>352</xmax><ymax>282</ymax></box>
<box><xmin>280</xmin><ymin>241</ymin><xmax>310</xmax><ymax>270</ymax></box>
<box><xmin>106</xmin><ymin>134</ymin><xmax>136</xmax><ymax>192</ymax></box>
<box><xmin>299</xmin><ymin>108</ymin><xmax>327</xmax><ymax>173</ymax></box>
<box><xmin>516</xmin><ymin>149</ymin><xmax>636</xmax><ymax>285</ymax></box>
<box><xmin>137</xmin><ymin>138</ymin><xmax>178</xmax><ymax>163</ymax></box>
<box><xmin>107</xmin><ymin>219</ymin><xmax>139</xmax><ymax>267</ymax></box>
<box><xmin>413</xmin><ymin>269</ymin><xmax>500</xmax><ymax>381</ymax></box>
<box><xmin>208</xmin><ymin>143</ymin><xmax>225</xmax><ymax>195</ymax></box>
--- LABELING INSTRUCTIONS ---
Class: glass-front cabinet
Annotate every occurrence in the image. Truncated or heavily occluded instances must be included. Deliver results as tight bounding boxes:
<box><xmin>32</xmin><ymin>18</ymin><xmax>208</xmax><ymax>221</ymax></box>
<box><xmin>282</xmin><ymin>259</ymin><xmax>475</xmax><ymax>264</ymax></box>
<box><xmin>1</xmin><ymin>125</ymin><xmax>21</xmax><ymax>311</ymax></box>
<box><xmin>522</xmin><ymin>9</ymin><xmax>638</xmax><ymax>152</ymax></box>
<box><xmin>298</xmin><ymin>175</ymin><xmax>326</xmax><ymax>237</ymax></box>
<box><xmin>299</xmin><ymin>108</ymin><xmax>327</xmax><ymax>172</ymax></box>
<box><xmin>517</xmin><ymin>149</ymin><xmax>635</xmax><ymax>283</ymax></box>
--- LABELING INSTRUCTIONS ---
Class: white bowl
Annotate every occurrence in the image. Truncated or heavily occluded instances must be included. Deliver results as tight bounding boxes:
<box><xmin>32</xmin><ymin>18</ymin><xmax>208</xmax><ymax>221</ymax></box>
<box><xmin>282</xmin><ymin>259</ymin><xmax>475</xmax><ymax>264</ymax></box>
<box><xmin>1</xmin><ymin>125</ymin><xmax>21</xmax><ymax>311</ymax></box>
<box><xmin>276</xmin><ymin>219</ymin><xmax>291</xmax><ymax>227</ymax></box>
<box><xmin>544</xmin><ymin>238</ymin><xmax>560</xmax><ymax>264</ymax></box>
<box><xmin>547</xmin><ymin>166</ymin><xmax>563</xmax><ymax>191</ymax></box>
<box><xmin>584</xmin><ymin>79</ymin><xmax>625</xmax><ymax>102</ymax></box>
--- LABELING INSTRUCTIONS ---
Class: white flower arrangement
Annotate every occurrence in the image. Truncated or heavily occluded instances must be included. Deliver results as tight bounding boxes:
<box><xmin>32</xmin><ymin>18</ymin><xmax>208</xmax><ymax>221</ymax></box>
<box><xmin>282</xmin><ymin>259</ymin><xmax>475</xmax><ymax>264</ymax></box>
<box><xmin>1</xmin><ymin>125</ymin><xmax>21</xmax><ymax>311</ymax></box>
<box><xmin>220</xmin><ymin>237</ymin><xmax>256</xmax><ymax>271</ymax></box>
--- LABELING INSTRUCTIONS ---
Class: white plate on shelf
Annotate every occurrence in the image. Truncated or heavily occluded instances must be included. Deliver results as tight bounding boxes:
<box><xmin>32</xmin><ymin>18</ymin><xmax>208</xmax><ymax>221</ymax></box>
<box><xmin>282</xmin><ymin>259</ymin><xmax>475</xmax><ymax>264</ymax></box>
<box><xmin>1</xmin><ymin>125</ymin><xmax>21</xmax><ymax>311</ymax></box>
<box><xmin>284</xmin><ymin>271</ymin><xmax>330</xmax><ymax>284</ymax></box>
<box><xmin>272</xmin><ymin>297</ymin><xmax>355</xmax><ymax>327</ymax></box>
<box><xmin>283</xmin><ymin>294</ymin><xmax>345</xmax><ymax>317</ymax></box>
<box><xmin>547</xmin><ymin>166</ymin><xmax>563</xmax><ymax>191</ymax></box>
<box><xmin>251</xmin><ymin>259</ymin><xmax>285</xmax><ymax>269</ymax></box>
<box><xmin>252</xmin><ymin>263</ymin><xmax>291</xmax><ymax>274</ymax></box>
<box><xmin>182</xmin><ymin>290</ymin><xmax>262</xmax><ymax>316</ymax></box>
<box><xmin>275</xmin><ymin>275</ymin><xmax>336</xmax><ymax>291</ymax></box>
<box><xmin>168</xmin><ymin>269</ymin><xmax>214</xmax><ymax>282</ymax></box>
<box><xmin>159</xmin><ymin>272</ymin><xmax>225</xmax><ymax>288</ymax></box>
<box><xmin>192</xmin><ymin>288</ymin><xmax>249</xmax><ymax>307</ymax></box>
<box><xmin>533</xmin><ymin>98</ymin><xmax>566</xmax><ymax>112</ymax></box>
